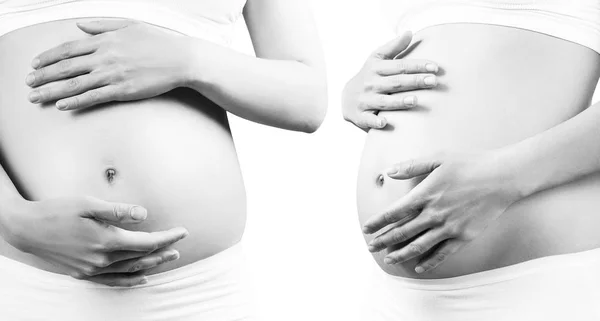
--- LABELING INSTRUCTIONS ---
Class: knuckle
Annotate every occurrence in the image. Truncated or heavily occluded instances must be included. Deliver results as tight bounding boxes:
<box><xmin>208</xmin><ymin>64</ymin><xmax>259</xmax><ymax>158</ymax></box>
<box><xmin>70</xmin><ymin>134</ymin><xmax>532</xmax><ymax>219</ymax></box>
<box><xmin>35</xmin><ymin>69</ymin><xmax>45</xmax><ymax>82</ymax></box>
<box><xmin>60</xmin><ymin>41</ymin><xmax>74</xmax><ymax>57</ymax></box>
<box><xmin>434</xmin><ymin>251</ymin><xmax>448</xmax><ymax>263</ymax></box>
<box><xmin>383</xmin><ymin>210</ymin><xmax>395</xmax><ymax>224</ymax></box>
<box><xmin>66</xmin><ymin>78</ymin><xmax>80</xmax><ymax>91</ymax></box>
<box><xmin>392</xmin><ymin>75</ymin><xmax>404</xmax><ymax>89</ymax></box>
<box><xmin>445</xmin><ymin>224</ymin><xmax>461</xmax><ymax>237</ymax></box>
<box><xmin>364</xmin><ymin>81</ymin><xmax>377</xmax><ymax>92</ymax></box>
<box><xmin>87</xmin><ymin>90</ymin><xmax>101</xmax><ymax>103</ymax></box>
<box><xmin>403</xmin><ymin>159</ymin><xmax>415</xmax><ymax>176</ymax></box>
<box><xmin>57</xmin><ymin>59</ymin><xmax>72</xmax><ymax>71</ymax></box>
<box><xmin>128</xmin><ymin>264</ymin><xmax>142</xmax><ymax>273</ymax></box>
<box><xmin>391</xmin><ymin>229</ymin><xmax>407</xmax><ymax>243</ymax></box>
<box><xmin>376</xmin><ymin>94</ymin><xmax>389</xmax><ymax>108</ymax></box>
<box><xmin>95</xmin><ymin>256</ymin><xmax>111</xmax><ymax>268</ymax></box>
<box><xmin>396</xmin><ymin>62</ymin><xmax>407</xmax><ymax>74</ymax></box>
<box><xmin>428</xmin><ymin>212</ymin><xmax>446</xmax><ymax>225</ymax></box>
<box><xmin>409</xmin><ymin>243</ymin><xmax>425</xmax><ymax>255</ymax></box>
<box><xmin>81</xmin><ymin>265</ymin><xmax>98</xmax><ymax>276</ymax></box>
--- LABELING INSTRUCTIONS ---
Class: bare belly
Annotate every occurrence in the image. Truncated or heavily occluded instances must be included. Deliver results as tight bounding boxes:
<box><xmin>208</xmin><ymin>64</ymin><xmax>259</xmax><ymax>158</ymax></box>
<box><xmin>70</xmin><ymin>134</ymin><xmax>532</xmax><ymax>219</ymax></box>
<box><xmin>357</xmin><ymin>24</ymin><xmax>600</xmax><ymax>279</ymax></box>
<box><xmin>0</xmin><ymin>19</ymin><xmax>247</xmax><ymax>274</ymax></box>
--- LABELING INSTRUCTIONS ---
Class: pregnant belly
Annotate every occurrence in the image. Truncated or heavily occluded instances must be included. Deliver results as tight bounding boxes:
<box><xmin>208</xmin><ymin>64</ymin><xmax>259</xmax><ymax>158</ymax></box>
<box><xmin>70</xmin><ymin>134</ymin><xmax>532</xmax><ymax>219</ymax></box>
<box><xmin>0</xmin><ymin>19</ymin><xmax>246</xmax><ymax>274</ymax></box>
<box><xmin>357</xmin><ymin>24</ymin><xmax>600</xmax><ymax>279</ymax></box>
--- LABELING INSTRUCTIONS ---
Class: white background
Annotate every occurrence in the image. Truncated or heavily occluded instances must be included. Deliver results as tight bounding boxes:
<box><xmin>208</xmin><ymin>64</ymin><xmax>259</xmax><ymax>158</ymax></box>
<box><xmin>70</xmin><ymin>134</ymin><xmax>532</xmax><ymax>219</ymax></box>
<box><xmin>228</xmin><ymin>1</ymin><xmax>600</xmax><ymax>320</ymax></box>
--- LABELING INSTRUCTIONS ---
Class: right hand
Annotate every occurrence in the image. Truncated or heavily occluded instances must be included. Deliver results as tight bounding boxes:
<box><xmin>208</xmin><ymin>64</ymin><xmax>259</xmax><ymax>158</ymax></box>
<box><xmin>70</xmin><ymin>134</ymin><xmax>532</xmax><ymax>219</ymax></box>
<box><xmin>342</xmin><ymin>31</ymin><xmax>440</xmax><ymax>130</ymax></box>
<box><xmin>5</xmin><ymin>196</ymin><xmax>189</xmax><ymax>287</ymax></box>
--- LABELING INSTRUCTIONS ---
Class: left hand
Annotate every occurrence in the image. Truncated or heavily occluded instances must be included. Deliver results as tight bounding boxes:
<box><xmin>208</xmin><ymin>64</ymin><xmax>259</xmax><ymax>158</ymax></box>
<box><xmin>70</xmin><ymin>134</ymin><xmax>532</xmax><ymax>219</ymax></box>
<box><xmin>363</xmin><ymin>151</ymin><xmax>521</xmax><ymax>274</ymax></box>
<box><xmin>25</xmin><ymin>19</ymin><xmax>193</xmax><ymax>111</ymax></box>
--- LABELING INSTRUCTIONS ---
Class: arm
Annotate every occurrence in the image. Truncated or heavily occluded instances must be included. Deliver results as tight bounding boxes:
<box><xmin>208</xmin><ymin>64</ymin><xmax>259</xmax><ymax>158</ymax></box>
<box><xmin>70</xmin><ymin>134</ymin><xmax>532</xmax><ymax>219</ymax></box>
<box><xmin>25</xmin><ymin>0</ymin><xmax>327</xmax><ymax>133</ymax></box>
<box><xmin>183</xmin><ymin>0</ymin><xmax>327</xmax><ymax>133</ymax></box>
<box><xmin>501</xmin><ymin>98</ymin><xmax>600</xmax><ymax>199</ymax></box>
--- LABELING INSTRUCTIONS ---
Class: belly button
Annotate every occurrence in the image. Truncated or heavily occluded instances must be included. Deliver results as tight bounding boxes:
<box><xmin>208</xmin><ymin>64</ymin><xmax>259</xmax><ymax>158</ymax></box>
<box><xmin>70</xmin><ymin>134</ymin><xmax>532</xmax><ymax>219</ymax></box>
<box><xmin>105</xmin><ymin>168</ymin><xmax>117</xmax><ymax>184</ymax></box>
<box><xmin>376</xmin><ymin>174</ymin><xmax>385</xmax><ymax>187</ymax></box>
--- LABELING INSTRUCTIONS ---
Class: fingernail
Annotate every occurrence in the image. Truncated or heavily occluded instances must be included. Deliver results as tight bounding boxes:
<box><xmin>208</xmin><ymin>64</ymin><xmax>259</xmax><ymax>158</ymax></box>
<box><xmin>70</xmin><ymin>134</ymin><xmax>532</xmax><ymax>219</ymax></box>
<box><xmin>425</xmin><ymin>63</ymin><xmax>438</xmax><ymax>73</ymax></box>
<box><xmin>368</xmin><ymin>243</ymin><xmax>380</xmax><ymax>252</ymax></box>
<box><xmin>424</xmin><ymin>76</ymin><xmax>437</xmax><ymax>86</ymax></box>
<box><xmin>415</xmin><ymin>266</ymin><xmax>425</xmax><ymax>274</ymax></box>
<box><xmin>386</xmin><ymin>167</ymin><xmax>399</xmax><ymax>176</ymax></box>
<box><xmin>182</xmin><ymin>230</ymin><xmax>190</xmax><ymax>238</ymax></box>
<box><xmin>31</xmin><ymin>58</ymin><xmax>40</xmax><ymax>69</ymax></box>
<box><xmin>168</xmin><ymin>251</ymin><xmax>180</xmax><ymax>261</ymax></box>
<box><xmin>56</xmin><ymin>101</ymin><xmax>68</xmax><ymax>110</ymax></box>
<box><xmin>25</xmin><ymin>74</ymin><xmax>35</xmax><ymax>86</ymax></box>
<box><xmin>403</xmin><ymin>96</ymin><xmax>416</xmax><ymax>107</ymax></box>
<box><xmin>384</xmin><ymin>257</ymin><xmax>395</xmax><ymax>264</ymax></box>
<box><xmin>28</xmin><ymin>91</ymin><xmax>40</xmax><ymax>103</ymax></box>
<box><xmin>362</xmin><ymin>226</ymin><xmax>371</xmax><ymax>234</ymax></box>
<box><xmin>139</xmin><ymin>278</ymin><xmax>148</xmax><ymax>285</ymax></box>
<box><xmin>130</xmin><ymin>206</ymin><xmax>147</xmax><ymax>220</ymax></box>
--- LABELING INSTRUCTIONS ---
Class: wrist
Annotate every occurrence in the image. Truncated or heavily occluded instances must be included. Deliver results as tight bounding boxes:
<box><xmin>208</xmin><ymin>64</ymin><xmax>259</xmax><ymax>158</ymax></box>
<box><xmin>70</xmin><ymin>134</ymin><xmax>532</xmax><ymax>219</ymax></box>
<box><xmin>0</xmin><ymin>196</ymin><xmax>35</xmax><ymax>252</ymax></box>
<box><xmin>179</xmin><ymin>38</ymin><xmax>214</xmax><ymax>90</ymax></box>
<box><xmin>488</xmin><ymin>146</ymin><xmax>532</xmax><ymax>201</ymax></box>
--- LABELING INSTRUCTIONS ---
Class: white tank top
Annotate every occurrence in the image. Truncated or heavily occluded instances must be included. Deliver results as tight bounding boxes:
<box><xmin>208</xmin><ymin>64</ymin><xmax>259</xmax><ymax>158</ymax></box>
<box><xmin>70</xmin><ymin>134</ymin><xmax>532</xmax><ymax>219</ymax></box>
<box><xmin>0</xmin><ymin>0</ymin><xmax>247</xmax><ymax>46</ymax></box>
<box><xmin>381</xmin><ymin>0</ymin><xmax>600</xmax><ymax>54</ymax></box>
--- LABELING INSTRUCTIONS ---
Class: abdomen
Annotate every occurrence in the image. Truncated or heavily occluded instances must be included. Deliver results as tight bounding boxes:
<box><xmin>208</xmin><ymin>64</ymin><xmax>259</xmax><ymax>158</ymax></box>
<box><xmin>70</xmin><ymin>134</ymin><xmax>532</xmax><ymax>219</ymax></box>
<box><xmin>0</xmin><ymin>19</ymin><xmax>247</xmax><ymax>273</ymax></box>
<box><xmin>357</xmin><ymin>24</ymin><xmax>600</xmax><ymax>278</ymax></box>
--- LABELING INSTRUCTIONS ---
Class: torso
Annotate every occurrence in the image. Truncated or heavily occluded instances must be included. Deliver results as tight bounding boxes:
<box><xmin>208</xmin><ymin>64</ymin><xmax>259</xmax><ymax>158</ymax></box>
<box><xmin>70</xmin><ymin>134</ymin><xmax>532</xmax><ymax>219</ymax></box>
<box><xmin>357</xmin><ymin>24</ymin><xmax>600</xmax><ymax>279</ymax></box>
<box><xmin>0</xmin><ymin>19</ymin><xmax>247</xmax><ymax>274</ymax></box>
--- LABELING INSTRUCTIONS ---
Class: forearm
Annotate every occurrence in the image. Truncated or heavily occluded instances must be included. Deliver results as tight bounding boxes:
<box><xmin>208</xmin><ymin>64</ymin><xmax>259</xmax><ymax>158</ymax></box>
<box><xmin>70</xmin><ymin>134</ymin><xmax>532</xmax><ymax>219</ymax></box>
<box><xmin>501</xmin><ymin>100</ymin><xmax>600</xmax><ymax>198</ymax></box>
<box><xmin>0</xmin><ymin>162</ymin><xmax>25</xmax><ymax>241</ymax></box>
<box><xmin>183</xmin><ymin>39</ymin><xmax>327</xmax><ymax>133</ymax></box>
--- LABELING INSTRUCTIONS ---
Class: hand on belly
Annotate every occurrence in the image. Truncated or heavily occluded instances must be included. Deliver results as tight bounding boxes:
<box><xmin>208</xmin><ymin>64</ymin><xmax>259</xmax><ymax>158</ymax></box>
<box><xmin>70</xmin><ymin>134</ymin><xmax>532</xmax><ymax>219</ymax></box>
<box><xmin>3</xmin><ymin>195</ymin><xmax>189</xmax><ymax>287</ymax></box>
<box><xmin>362</xmin><ymin>150</ymin><xmax>521</xmax><ymax>274</ymax></box>
<box><xmin>24</xmin><ymin>18</ymin><xmax>192</xmax><ymax>111</ymax></box>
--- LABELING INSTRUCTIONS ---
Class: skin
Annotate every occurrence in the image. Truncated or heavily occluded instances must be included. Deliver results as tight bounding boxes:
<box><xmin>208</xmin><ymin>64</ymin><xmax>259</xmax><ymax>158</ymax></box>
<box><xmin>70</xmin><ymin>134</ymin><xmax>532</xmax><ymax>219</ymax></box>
<box><xmin>0</xmin><ymin>0</ymin><xmax>326</xmax><ymax>287</ymax></box>
<box><xmin>342</xmin><ymin>31</ymin><xmax>439</xmax><ymax>131</ymax></box>
<box><xmin>347</xmin><ymin>27</ymin><xmax>600</xmax><ymax>275</ymax></box>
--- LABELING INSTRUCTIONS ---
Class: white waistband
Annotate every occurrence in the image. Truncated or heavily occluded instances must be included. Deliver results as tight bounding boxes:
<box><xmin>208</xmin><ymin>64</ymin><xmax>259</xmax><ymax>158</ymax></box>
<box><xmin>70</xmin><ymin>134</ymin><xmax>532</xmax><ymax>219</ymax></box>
<box><xmin>378</xmin><ymin>247</ymin><xmax>600</xmax><ymax>291</ymax></box>
<box><xmin>0</xmin><ymin>1</ymin><xmax>233</xmax><ymax>46</ymax></box>
<box><xmin>395</xmin><ymin>4</ymin><xmax>600</xmax><ymax>55</ymax></box>
<box><xmin>0</xmin><ymin>242</ymin><xmax>245</xmax><ymax>289</ymax></box>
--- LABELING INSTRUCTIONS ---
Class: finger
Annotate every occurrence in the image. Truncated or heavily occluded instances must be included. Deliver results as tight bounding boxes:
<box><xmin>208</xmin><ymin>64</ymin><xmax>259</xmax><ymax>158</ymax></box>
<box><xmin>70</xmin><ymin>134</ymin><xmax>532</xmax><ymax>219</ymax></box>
<box><xmin>26</xmin><ymin>56</ymin><xmax>98</xmax><ymax>88</ymax></box>
<box><xmin>387</xmin><ymin>156</ymin><xmax>443</xmax><ymax>180</ymax></box>
<box><xmin>80</xmin><ymin>196</ymin><xmax>148</xmax><ymax>223</ymax></box>
<box><xmin>104</xmin><ymin>249</ymin><xmax>180</xmax><ymax>274</ymax></box>
<box><xmin>354</xmin><ymin>111</ymin><xmax>387</xmax><ymax>130</ymax></box>
<box><xmin>364</xmin><ymin>94</ymin><xmax>417</xmax><ymax>111</ymax></box>
<box><xmin>371</xmin><ymin>30</ymin><xmax>412</xmax><ymax>59</ymax></box>
<box><xmin>375</xmin><ymin>74</ymin><xmax>437</xmax><ymax>94</ymax></box>
<box><xmin>32</xmin><ymin>38</ymin><xmax>99</xmax><ymax>69</ymax></box>
<box><xmin>375</xmin><ymin>59</ymin><xmax>439</xmax><ymax>76</ymax></box>
<box><xmin>28</xmin><ymin>73</ymin><xmax>110</xmax><ymax>105</ymax></box>
<box><xmin>55</xmin><ymin>85</ymin><xmax>119</xmax><ymax>110</ymax></box>
<box><xmin>384</xmin><ymin>228</ymin><xmax>449</xmax><ymax>264</ymax></box>
<box><xmin>368</xmin><ymin>216</ymin><xmax>431</xmax><ymax>252</ymax></box>
<box><xmin>76</xmin><ymin>272</ymin><xmax>148</xmax><ymax>287</ymax></box>
<box><xmin>76</xmin><ymin>19</ymin><xmax>138</xmax><ymax>35</ymax></box>
<box><xmin>363</xmin><ymin>191</ymin><xmax>425</xmax><ymax>234</ymax></box>
<box><xmin>415</xmin><ymin>239</ymin><xmax>464</xmax><ymax>273</ymax></box>
<box><xmin>109</xmin><ymin>227</ymin><xmax>189</xmax><ymax>253</ymax></box>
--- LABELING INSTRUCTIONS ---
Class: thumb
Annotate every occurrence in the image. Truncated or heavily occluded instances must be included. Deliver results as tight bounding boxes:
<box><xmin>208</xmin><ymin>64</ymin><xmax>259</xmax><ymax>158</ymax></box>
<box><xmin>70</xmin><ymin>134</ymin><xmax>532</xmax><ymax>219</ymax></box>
<box><xmin>76</xmin><ymin>19</ymin><xmax>137</xmax><ymax>35</ymax></box>
<box><xmin>371</xmin><ymin>30</ymin><xmax>413</xmax><ymax>60</ymax></box>
<box><xmin>387</xmin><ymin>156</ymin><xmax>443</xmax><ymax>179</ymax></box>
<box><xmin>80</xmin><ymin>197</ymin><xmax>148</xmax><ymax>223</ymax></box>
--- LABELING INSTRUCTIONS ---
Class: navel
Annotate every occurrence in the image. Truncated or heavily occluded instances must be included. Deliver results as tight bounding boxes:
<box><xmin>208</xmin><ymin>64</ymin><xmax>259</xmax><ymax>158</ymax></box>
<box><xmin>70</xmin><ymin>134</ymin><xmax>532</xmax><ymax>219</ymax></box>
<box><xmin>105</xmin><ymin>168</ymin><xmax>117</xmax><ymax>184</ymax></box>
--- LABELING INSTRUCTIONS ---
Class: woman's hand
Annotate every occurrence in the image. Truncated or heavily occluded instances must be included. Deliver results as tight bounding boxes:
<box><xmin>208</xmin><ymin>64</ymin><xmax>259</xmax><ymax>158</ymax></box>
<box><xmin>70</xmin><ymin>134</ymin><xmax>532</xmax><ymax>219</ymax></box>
<box><xmin>4</xmin><ymin>196</ymin><xmax>189</xmax><ymax>287</ymax></box>
<box><xmin>25</xmin><ymin>19</ymin><xmax>193</xmax><ymax>111</ymax></box>
<box><xmin>342</xmin><ymin>31</ymin><xmax>439</xmax><ymax>130</ymax></box>
<box><xmin>363</xmin><ymin>151</ymin><xmax>521</xmax><ymax>274</ymax></box>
